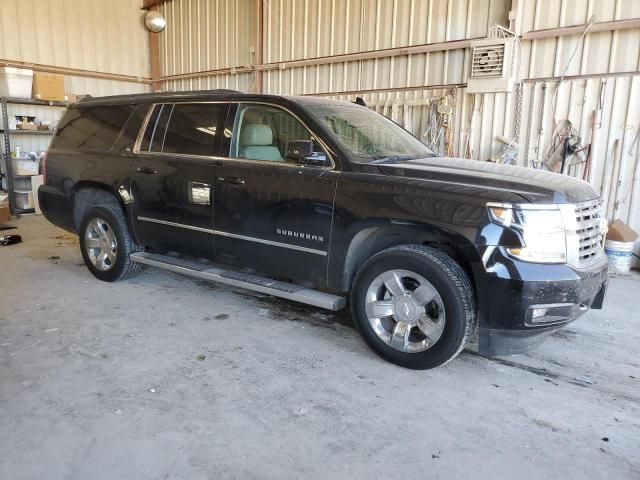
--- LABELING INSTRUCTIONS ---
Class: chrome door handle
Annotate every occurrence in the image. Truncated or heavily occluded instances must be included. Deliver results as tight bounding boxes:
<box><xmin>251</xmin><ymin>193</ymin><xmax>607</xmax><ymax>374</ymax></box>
<box><xmin>136</xmin><ymin>166</ymin><xmax>157</xmax><ymax>175</ymax></box>
<box><xmin>217</xmin><ymin>176</ymin><xmax>245</xmax><ymax>185</ymax></box>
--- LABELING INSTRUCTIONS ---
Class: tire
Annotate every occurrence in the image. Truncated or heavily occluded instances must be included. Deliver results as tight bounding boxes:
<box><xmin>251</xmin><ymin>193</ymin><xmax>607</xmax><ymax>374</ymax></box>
<box><xmin>350</xmin><ymin>245</ymin><xmax>476</xmax><ymax>369</ymax></box>
<box><xmin>79</xmin><ymin>203</ymin><xmax>142</xmax><ymax>282</ymax></box>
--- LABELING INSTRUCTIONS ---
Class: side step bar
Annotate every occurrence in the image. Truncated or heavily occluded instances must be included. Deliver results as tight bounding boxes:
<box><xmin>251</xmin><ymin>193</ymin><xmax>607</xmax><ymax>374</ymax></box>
<box><xmin>130</xmin><ymin>252</ymin><xmax>346</xmax><ymax>311</ymax></box>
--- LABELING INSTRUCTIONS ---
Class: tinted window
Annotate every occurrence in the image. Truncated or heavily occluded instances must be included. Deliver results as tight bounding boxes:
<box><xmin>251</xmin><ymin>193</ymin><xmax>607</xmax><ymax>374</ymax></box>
<box><xmin>54</xmin><ymin>105</ymin><xmax>134</xmax><ymax>150</ymax></box>
<box><xmin>140</xmin><ymin>104</ymin><xmax>161</xmax><ymax>151</ymax></box>
<box><xmin>231</xmin><ymin>104</ymin><xmax>326</xmax><ymax>163</ymax></box>
<box><xmin>149</xmin><ymin>104</ymin><xmax>173</xmax><ymax>152</ymax></box>
<box><xmin>304</xmin><ymin>101</ymin><xmax>435</xmax><ymax>163</ymax></box>
<box><xmin>162</xmin><ymin>103</ymin><xmax>227</xmax><ymax>156</ymax></box>
<box><xmin>113</xmin><ymin>104</ymin><xmax>151</xmax><ymax>151</ymax></box>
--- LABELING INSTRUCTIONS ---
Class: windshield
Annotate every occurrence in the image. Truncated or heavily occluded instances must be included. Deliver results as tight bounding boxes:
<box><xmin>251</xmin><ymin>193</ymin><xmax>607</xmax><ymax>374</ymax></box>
<box><xmin>304</xmin><ymin>101</ymin><xmax>436</xmax><ymax>163</ymax></box>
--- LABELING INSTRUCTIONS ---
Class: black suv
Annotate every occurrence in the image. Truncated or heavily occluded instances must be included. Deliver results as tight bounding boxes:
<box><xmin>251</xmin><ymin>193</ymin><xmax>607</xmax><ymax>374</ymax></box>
<box><xmin>39</xmin><ymin>90</ymin><xmax>608</xmax><ymax>369</ymax></box>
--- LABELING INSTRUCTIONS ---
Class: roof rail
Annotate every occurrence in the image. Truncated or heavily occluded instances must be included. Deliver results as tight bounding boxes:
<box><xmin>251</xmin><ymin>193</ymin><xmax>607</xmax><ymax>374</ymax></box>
<box><xmin>207</xmin><ymin>89</ymin><xmax>242</xmax><ymax>94</ymax></box>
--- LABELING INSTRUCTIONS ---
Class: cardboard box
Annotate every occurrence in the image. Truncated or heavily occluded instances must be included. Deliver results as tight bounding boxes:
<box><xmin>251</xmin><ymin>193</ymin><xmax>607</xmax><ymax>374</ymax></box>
<box><xmin>607</xmin><ymin>219</ymin><xmax>639</xmax><ymax>243</ymax></box>
<box><xmin>0</xmin><ymin>202</ymin><xmax>10</xmax><ymax>224</ymax></box>
<box><xmin>32</xmin><ymin>72</ymin><xmax>65</xmax><ymax>101</ymax></box>
<box><xmin>16</xmin><ymin>123</ymin><xmax>37</xmax><ymax>130</ymax></box>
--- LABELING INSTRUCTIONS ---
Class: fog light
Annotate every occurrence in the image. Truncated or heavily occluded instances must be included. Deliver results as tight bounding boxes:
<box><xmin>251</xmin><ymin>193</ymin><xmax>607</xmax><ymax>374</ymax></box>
<box><xmin>532</xmin><ymin>308</ymin><xmax>548</xmax><ymax>319</ymax></box>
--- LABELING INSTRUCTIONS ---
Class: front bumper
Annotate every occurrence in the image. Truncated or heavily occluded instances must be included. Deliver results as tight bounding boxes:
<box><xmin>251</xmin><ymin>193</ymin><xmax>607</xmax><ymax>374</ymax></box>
<box><xmin>477</xmin><ymin>248</ymin><xmax>608</xmax><ymax>356</ymax></box>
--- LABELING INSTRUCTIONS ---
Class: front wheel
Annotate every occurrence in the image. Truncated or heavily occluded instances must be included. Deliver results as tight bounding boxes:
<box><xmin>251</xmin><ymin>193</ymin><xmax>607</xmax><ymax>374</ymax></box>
<box><xmin>350</xmin><ymin>245</ymin><xmax>476</xmax><ymax>369</ymax></box>
<box><xmin>79</xmin><ymin>204</ymin><xmax>142</xmax><ymax>282</ymax></box>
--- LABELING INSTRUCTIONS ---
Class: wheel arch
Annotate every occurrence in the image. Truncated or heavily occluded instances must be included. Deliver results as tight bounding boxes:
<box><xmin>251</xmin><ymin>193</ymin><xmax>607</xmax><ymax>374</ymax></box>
<box><xmin>337</xmin><ymin>221</ymin><xmax>483</xmax><ymax>298</ymax></box>
<box><xmin>71</xmin><ymin>181</ymin><xmax>126</xmax><ymax>231</ymax></box>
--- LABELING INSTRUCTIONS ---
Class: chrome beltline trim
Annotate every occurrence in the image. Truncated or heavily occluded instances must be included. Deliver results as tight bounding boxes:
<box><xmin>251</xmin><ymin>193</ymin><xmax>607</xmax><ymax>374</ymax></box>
<box><xmin>137</xmin><ymin>216</ymin><xmax>327</xmax><ymax>256</ymax></box>
<box><xmin>138</xmin><ymin>216</ymin><xmax>213</xmax><ymax>233</ymax></box>
<box><xmin>212</xmin><ymin>230</ymin><xmax>327</xmax><ymax>256</ymax></box>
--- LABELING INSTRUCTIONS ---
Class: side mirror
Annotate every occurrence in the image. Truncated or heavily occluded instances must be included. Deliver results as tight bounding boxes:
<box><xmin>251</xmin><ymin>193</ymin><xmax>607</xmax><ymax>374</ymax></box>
<box><xmin>286</xmin><ymin>140</ymin><xmax>328</xmax><ymax>167</ymax></box>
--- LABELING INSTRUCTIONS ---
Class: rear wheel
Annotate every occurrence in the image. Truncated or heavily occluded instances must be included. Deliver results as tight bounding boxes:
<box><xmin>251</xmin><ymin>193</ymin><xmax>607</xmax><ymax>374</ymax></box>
<box><xmin>351</xmin><ymin>245</ymin><xmax>476</xmax><ymax>369</ymax></box>
<box><xmin>79</xmin><ymin>204</ymin><xmax>142</xmax><ymax>282</ymax></box>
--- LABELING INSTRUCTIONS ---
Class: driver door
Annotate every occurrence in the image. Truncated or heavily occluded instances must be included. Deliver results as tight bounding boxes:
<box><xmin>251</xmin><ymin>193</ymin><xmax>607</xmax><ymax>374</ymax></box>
<box><xmin>212</xmin><ymin>103</ymin><xmax>339</xmax><ymax>287</ymax></box>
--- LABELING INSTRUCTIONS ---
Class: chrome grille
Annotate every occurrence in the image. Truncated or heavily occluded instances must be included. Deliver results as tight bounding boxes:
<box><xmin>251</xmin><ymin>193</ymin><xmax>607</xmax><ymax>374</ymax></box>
<box><xmin>573</xmin><ymin>200</ymin><xmax>605</xmax><ymax>267</ymax></box>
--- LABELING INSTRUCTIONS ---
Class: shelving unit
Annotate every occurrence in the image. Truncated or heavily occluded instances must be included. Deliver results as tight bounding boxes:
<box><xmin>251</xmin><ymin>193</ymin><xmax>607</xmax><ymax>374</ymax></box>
<box><xmin>1</xmin><ymin>129</ymin><xmax>58</xmax><ymax>135</ymax></box>
<box><xmin>1</xmin><ymin>97</ymin><xmax>68</xmax><ymax>215</ymax></box>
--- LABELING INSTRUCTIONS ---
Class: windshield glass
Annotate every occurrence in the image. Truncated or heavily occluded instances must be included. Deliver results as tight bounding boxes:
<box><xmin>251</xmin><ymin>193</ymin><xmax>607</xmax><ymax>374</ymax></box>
<box><xmin>304</xmin><ymin>101</ymin><xmax>435</xmax><ymax>163</ymax></box>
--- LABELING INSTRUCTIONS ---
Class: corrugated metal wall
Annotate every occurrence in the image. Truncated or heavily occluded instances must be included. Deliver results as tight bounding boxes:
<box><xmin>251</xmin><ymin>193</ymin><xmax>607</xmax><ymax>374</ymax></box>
<box><xmin>158</xmin><ymin>0</ymin><xmax>640</xmax><ymax>261</ymax></box>
<box><xmin>260</xmin><ymin>0</ymin><xmax>508</xmax><ymax>93</ymax></box>
<box><xmin>160</xmin><ymin>0</ymin><xmax>257</xmax><ymax>92</ymax></box>
<box><xmin>0</xmin><ymin>0</ymin><xmax>150</xmax><ymax>152</ymax></box>
<box><xmin>0</xmin><ymin>0</ymin><xmax>150</xmax><ymax>95</ymax></box>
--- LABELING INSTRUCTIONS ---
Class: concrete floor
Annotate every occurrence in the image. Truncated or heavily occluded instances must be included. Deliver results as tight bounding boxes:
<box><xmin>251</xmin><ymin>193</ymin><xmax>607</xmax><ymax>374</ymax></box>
<box><xmin>1</xmin><ymin>215</ymin><xmax>639</xmax><ymax>479</ymax></box>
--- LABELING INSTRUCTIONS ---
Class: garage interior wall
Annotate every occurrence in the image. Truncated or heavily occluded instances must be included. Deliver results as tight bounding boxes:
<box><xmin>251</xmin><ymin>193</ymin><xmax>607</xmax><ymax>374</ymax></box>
<box><xmin>0</xmin><ymin>0</ymin><xmax>150</xmax><ymax>151</ymax></box>
<box><xmin>158</xmin><ymin>0</ymin><xmax>640</xmax><ymax>261</ymax></box>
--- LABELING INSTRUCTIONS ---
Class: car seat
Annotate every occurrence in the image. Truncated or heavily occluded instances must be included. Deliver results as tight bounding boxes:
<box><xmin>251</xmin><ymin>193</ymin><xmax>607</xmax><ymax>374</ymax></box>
<box><xmin>239</xmin><ymin>124</ymin><xmax>284</xmax><ymax>161</ymax></box>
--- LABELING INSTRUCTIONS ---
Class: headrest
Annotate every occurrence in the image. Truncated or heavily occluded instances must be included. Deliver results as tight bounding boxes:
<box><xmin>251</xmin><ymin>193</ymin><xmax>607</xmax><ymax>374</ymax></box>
<box><xmin>240</xmin><ymin>124</ymin><xmax>273</xmax><ymax>146</ymax></box>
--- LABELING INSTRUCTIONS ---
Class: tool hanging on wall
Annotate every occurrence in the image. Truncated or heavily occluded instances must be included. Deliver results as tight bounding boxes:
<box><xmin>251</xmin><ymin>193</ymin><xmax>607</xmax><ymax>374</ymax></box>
<box><xmin>495</xmin><ymin>135</ymin><xmax>519</xmax><ymax>165</ymax></box>
<box><xmin>543</xmin><ymin>119</ymin><xmax>586</xmax><ymax>174</ymax></box>
<box><xmin>420</xmin><ymin>93</ymin><xmax>456</xmax><ymax>157</ymax></box>
<box><xmin>625</xmin><ymin>127</ymin><xmax>640</xmax><ymax>225</ymax></box>
<box><xmin>438</xmin><ymin>94</ymin><xmax>455</xmax><ymax>157</ymax></box>
<box><xmin>422</xmin><ymin>101</ymin><xmax>445</xmax><ymax>155</ymax></box>
<box><xmin>583</xmin><ymin>80</ymin><xmax>606</xmax><ymax>182</ymax></box>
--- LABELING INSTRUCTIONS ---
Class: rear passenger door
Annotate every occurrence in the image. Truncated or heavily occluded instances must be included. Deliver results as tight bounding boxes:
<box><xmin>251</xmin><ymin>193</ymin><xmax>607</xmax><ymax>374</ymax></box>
<box><xmin>131</xmin><ymin>102</ymin><xmax>228</xmax><ymax>258</ymax></box>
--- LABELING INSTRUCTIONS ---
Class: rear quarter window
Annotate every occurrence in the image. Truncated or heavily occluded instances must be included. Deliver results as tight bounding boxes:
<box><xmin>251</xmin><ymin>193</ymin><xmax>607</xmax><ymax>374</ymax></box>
<box><xmin>52</xmin><ymin>105</ymin><xmax>135</xmax><ymax>150</ymax></box>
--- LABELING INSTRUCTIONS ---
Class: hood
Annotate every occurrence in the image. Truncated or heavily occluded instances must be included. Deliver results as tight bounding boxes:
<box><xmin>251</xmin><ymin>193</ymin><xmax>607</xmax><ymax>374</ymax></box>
<box><xmin>377</xmin><ymin>157</ymin><xmax>598</xmax><ymax>204</ymax></box>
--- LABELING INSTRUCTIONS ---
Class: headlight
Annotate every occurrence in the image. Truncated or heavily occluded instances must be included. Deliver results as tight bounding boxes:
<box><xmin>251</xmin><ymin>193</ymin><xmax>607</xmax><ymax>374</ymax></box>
<box><xmin>487</xmin><ymin>203</ymin><xmax>567</xmax><ymax>263</ymax></box>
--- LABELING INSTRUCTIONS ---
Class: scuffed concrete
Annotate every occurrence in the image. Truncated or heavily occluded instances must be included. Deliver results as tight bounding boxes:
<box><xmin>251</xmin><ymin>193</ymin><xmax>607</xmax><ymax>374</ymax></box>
<box><xmin>1</xmin><ymin>215</ymin><xmax>639</xmax><ymax>479</ymax></box>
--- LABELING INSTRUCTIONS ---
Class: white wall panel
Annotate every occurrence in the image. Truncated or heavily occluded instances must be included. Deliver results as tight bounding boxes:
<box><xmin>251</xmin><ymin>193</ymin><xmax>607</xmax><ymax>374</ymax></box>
<box><xmin>0</xmin><ymin>0</ymin><xmax>150</xmax><ymax>96</ymax></box>
<box><xmin>160</xmin><ymin>0</ymin><xmax>256</xmax><ymax>74</ymax></box>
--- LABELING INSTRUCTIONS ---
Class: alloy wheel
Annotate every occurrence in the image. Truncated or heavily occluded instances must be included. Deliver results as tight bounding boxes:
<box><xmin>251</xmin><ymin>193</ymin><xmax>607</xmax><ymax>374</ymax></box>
<box><xmin>364</xmin><ymin>269</ymin><xmax>446</xmax><ymax>353</ymax></box>
<box><xmin>85</xmin><ymin>217</ymin><xmax>118</xmax><ymax>271</ymax></box>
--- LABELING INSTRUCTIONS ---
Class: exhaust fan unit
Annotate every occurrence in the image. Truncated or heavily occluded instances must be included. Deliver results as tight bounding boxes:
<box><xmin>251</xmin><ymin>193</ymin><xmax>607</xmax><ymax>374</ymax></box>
<box><xmin>467</xmin><ymin>37</ymin><xmax>516</xmax><ymax>94</ymax></box>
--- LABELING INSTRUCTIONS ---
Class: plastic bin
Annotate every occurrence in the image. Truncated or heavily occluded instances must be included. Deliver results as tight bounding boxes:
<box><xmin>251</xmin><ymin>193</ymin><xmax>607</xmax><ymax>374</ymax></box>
<box><xmin>15</xmin><ymin>191</ymin><xmax>34</xmax><ymax>210</ymax></box>
<box><xmin>10</xmin><ymin>157</ymin><xmax>40</xmax><ymax>176</ymax></box>
<box><xmin>0</xmin><ymin>67</ymin><xmax>34</xmax><ymax>99</ymax></box>
<box><xmin>13</xmin><ymin>176</ymin><xmax>32</xmax><ymax>191</ymax></box>
<box><xmin>31</xmin><ymin>174</ymin><xmax>44</xmax><ymax>214</ymax></box>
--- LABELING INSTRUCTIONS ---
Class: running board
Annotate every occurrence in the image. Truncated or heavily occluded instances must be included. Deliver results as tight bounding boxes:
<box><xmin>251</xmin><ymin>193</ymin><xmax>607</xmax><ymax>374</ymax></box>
<box><xmin>129</xmin><ymin>252</ymin><xmax>346</xmax><ymax>311</ymax></box>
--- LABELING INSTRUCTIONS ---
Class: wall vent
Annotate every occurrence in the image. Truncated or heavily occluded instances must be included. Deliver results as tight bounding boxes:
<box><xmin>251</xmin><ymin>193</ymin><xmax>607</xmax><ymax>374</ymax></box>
<box><xmin>467</xmin><ymin>37</ymin><xmax>516</xmax><ymax>93</ymax></box>
<box><xmin>472</xmin><ymin>44</ymin><xmax>506</xmax><ymax>78</ymax></box>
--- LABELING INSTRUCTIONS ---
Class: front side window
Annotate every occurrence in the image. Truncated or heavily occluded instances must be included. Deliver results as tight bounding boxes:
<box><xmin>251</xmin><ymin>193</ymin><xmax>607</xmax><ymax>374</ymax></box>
<box><xmin>140</xmin><ymin>103</ymin><xmax>227</xmax><ymax>156</ymax></box>
<box><xmin>230</xmin><ymin>104</ymin><xmax>327</xmax><ymax>164</ymax></box>
<box><xmin>303</xmin><ymin>101</ymin><xmax>435</xmax><ymax>163</ymax></box>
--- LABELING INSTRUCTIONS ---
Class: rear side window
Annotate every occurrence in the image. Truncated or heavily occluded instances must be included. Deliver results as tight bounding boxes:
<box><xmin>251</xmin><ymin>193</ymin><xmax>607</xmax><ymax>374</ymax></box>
<box><xmin>139</xmin><ymin>103</ymin><xmax>228</xmax><ymax>157</ymax></box>
<box><xmin>112</xmin><ymin>104</ymin><xmax>151</xmax><ymax>151</ymax></box>
<box><xmin>54</xmin><ymin>105</ymin><xmax>135</xmax><ymax>150</ymax></box>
